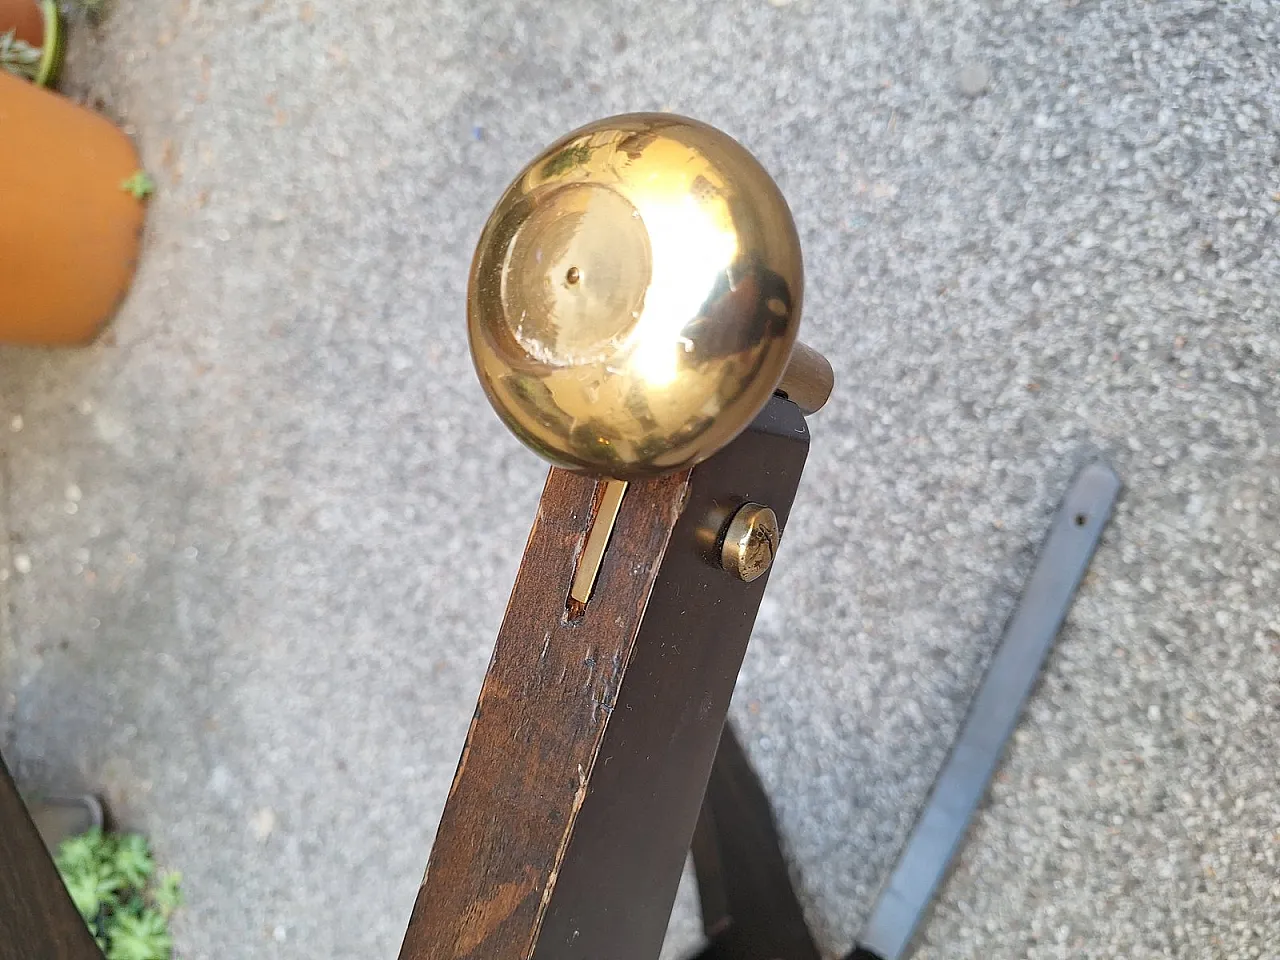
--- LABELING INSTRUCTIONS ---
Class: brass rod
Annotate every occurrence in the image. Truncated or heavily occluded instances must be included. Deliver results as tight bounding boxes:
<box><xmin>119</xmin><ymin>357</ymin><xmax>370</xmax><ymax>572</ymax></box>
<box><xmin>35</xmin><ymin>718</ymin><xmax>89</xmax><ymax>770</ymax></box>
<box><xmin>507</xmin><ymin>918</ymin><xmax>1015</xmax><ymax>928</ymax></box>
<box><xmin>569</xmin><ymin>478</ymin><xmax>629</xmax><ymax>607</ymax></box>
<box><xmin>777</xmin><ymin>341</ymin><xmax>834</xmax><ymax>416</ymax></box>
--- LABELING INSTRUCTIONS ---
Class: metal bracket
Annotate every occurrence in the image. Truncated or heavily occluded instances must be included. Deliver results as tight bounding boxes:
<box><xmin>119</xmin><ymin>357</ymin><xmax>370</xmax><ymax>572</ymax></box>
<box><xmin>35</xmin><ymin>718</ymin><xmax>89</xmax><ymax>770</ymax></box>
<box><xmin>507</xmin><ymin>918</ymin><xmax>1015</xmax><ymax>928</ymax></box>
<box><xmin>853</xmin><ymin>461</ymin><xmax>1121</xmax><ymax>960</ymax></box>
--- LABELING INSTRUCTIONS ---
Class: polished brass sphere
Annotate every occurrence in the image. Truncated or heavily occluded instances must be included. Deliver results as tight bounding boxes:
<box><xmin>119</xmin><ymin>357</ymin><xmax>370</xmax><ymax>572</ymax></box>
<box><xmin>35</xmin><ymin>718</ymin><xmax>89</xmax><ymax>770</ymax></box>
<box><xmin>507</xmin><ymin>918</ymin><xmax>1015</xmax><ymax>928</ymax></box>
<box><xmin>468</xmin><ymin>113</ymin><xmax>804</xmax><ymax>479</ymax></box>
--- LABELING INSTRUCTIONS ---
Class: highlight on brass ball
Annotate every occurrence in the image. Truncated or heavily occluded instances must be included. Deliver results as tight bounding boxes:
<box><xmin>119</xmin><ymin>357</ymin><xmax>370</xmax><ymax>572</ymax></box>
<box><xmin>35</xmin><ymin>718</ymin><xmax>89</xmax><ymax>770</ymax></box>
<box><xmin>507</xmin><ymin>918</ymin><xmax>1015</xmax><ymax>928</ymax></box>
<box><xmin>468</xmin><ymin>113</ymin><xmax>804</xmax><ymax>479</ymax></box>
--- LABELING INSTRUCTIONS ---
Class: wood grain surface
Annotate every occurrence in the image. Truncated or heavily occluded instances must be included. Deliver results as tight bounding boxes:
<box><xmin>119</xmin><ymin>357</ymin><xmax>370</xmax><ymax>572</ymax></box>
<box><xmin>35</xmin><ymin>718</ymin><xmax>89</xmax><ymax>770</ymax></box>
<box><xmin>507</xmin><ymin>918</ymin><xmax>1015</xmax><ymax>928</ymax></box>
<box><xmin>399</xmin><ymin>397</ymin><xmax>810</xmax><ymax>960</ymax></box>
<box><xmin>398</xmin><ymin>466</ymin><xmax>692</xmax><ymax>960</ymax></box>
<box><xmin>0</xmin><ymin>757</ymin><xmax>103</xmax><ymax>959</ymax></box>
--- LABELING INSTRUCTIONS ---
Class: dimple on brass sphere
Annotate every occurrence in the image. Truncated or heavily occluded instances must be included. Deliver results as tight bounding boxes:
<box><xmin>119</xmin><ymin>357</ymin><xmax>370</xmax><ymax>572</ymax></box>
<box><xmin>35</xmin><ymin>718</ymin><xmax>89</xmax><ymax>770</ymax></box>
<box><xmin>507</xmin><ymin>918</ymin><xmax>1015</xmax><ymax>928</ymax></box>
<box><xmin>468</xmin><ymin>113</ymin><xmax>805</xmax><ymax>480</ymax></box>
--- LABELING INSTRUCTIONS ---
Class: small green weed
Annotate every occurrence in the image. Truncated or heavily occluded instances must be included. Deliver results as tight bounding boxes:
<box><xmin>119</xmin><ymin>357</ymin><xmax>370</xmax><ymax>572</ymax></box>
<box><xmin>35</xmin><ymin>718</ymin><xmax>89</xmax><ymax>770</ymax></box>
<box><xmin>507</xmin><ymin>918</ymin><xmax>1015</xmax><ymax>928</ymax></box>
<box><xmin>120</xmin><ymin>171</ymin><xmax>156</xmax><ymax>200</ymax></box>
<box><xmin>55</xmin><ymin>828</ymin><xmax>183</xmax><ymax>960</ymax></box>
<box><xmin>0</xmin><ymin>28</ymin><xmax>42</xmax><ymax>81</ymax></box>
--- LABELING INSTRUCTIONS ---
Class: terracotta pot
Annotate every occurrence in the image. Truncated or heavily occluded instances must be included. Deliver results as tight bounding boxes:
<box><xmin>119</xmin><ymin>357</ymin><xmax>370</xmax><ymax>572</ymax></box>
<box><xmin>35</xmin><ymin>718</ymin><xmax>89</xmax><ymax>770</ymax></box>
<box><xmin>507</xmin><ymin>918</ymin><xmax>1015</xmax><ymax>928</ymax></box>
<box><xmin>0</xmin><ymin>0</ymin><xmax>43</xmax><ymax>45</ymax></box>
<box><xmin>0</xmin><ymin>71</ymin><xmax>147</xmax><ymax>345</ymax></box>
<box><xmin>0</xmin><ymin>0</ymin><xmax>63</xmax><ymax>86</ymax></box>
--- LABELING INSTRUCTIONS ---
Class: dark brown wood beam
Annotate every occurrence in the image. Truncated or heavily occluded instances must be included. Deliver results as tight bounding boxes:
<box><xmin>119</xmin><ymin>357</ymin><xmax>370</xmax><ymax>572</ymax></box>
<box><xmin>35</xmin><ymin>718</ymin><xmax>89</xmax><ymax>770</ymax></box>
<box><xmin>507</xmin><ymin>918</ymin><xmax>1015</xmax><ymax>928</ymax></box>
<box><xmin>400</xmin><ymin>396</ymin><xmax>810</xmax><ymax>960</ymax></box>
<box><xmin>0</xmin><ymin>756</ymin><xmax>102</xmax><ymax>960</ymax></box>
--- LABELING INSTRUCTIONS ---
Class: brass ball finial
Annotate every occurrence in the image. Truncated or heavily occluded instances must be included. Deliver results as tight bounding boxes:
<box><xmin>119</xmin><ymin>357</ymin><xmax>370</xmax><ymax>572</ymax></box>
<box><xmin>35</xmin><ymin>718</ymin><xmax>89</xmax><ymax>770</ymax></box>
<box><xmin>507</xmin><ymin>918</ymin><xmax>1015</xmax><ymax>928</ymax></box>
<box><xmin>468</xmin><ymin>113</ymin><xmax>807</xmax><ymax>479</ymax></box>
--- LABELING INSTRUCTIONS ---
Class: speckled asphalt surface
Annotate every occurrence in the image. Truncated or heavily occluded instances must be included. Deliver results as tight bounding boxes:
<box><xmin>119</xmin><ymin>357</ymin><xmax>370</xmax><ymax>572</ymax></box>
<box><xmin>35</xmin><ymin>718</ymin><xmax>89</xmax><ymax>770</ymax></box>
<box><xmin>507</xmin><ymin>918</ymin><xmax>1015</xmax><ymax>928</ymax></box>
<box><xmin>2</xmin><ymin>1</ymin><xmax>1278</xmax><ymax>957</ymax></box>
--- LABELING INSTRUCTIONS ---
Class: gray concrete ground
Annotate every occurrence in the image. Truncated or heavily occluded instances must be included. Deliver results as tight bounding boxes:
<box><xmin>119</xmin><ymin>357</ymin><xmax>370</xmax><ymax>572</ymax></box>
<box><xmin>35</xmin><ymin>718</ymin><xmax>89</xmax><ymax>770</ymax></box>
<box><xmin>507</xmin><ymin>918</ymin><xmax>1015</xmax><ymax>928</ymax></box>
<box><xmin>2</xmin><ymin>0</ymin><xmax>1278</xmax><ymax>957</ymax></box>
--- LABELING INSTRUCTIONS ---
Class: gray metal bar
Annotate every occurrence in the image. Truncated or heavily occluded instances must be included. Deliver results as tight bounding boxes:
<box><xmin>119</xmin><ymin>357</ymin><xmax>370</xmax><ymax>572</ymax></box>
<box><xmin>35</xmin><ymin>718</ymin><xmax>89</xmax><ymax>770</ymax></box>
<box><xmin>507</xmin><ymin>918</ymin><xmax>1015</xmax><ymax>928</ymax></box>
<box><xmin>857</xmin><ymin>461</ymin><xmax>1121</xmax><ymax>960</ymax></box>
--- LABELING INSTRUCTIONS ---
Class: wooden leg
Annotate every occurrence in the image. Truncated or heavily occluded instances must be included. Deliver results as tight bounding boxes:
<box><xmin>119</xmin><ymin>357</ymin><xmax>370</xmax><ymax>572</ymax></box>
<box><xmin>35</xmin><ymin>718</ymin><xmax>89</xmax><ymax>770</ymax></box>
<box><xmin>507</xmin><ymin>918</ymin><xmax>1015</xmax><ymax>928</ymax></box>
<box><xmin>399</xmin><ymin>397</ymin><xmax>810</xmax><ymax>960</ymax></box>
<box><xmin>689</xmin><ymin>724</ymin><xmax>821</xmax><ymax>960</ymax></box>
<box><xmin>0</xmin><ymin>753</ymin><xmax>103</xmax><ymax>959</ymax></box>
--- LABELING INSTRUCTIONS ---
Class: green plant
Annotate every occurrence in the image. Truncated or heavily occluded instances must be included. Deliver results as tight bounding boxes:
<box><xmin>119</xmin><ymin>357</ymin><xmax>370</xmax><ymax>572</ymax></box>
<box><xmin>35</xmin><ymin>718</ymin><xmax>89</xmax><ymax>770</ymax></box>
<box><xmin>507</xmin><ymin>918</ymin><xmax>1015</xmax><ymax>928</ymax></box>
<box><xmin>55</xmin><ymin>828</ymin><xmax>183</xmax><ymax>960</ymax></box>
<box><xmin>120</xmin><ymin>171</ymin><xmax>156</xmax><ymax>200</ymax></box>
<box><xmin>0</xmin><ymin>28</ymin><xmax>42</xmax><ymax>81</ymax></box>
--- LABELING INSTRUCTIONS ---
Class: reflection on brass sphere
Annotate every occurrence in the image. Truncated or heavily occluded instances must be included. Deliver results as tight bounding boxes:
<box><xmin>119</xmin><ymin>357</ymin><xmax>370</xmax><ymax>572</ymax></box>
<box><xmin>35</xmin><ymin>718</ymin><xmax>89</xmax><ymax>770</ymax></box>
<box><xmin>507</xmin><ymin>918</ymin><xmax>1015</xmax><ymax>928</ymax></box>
<box><xmin>468</xmin><ymin>113</ymin><xmax>804</xmax><ymax>479</ymax></box>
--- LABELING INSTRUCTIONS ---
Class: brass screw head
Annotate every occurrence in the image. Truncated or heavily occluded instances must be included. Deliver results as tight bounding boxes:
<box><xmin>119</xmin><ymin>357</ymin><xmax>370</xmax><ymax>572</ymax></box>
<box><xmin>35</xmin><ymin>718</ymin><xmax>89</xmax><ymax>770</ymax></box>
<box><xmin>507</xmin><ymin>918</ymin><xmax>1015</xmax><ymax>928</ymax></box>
<box><xmin>720</xmin><ymin>503</ymin><xmax>779</xmax><ymax>582</ymax></box>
